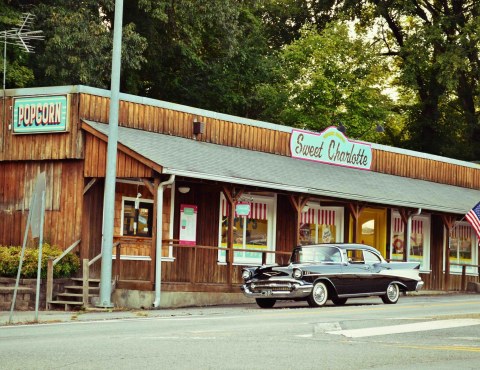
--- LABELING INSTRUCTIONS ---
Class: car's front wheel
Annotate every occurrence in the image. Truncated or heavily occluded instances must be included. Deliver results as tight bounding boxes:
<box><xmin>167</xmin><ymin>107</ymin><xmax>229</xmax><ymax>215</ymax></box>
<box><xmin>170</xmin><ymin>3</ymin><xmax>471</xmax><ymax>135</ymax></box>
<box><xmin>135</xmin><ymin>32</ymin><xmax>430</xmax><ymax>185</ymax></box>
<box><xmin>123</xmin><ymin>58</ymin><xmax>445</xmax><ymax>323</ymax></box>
<box><xmin>381</xmin><ymin>282</ymin><xmax>400</xmax><ymax>304</ymax></box>
<box><xmin>307</xmin><ymin>281</ymin><xmax>328</xmax><ymax>307</ymax></box>
<box><xmin>255</xmin><ymin>298</ymin><xmax>276</xmax><ymax>308</ymax></box>
<box><xmin>331</xmin><ymin>297</ymin><xmax>348</xmax><ymax>306</ymax></box>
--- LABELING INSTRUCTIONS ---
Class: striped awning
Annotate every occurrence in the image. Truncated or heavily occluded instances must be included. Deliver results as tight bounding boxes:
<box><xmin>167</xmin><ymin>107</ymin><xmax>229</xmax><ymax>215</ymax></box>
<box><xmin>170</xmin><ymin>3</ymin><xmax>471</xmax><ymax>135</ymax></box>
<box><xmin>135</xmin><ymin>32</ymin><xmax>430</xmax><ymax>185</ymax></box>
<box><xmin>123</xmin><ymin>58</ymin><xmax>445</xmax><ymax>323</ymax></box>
<box><xmin>393</xmin><ymin>216</ymin><xmax>423</xmax><ymax>234</ymax></box>
<box><xmin>221</xmin><ymin>198</ymin><xmax>268</xmax><ymax>220</ymax></box>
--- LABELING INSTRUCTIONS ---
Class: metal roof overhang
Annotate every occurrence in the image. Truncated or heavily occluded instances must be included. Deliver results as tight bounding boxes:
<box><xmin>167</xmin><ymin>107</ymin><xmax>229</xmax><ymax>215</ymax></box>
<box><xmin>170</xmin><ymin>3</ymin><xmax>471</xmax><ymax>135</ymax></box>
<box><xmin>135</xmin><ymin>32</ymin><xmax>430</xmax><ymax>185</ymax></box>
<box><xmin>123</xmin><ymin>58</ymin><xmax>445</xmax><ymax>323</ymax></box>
<box><xmin>83</xmin><ymin>120</ymin><xmax>480</xmax><ymax>215</ymax></box>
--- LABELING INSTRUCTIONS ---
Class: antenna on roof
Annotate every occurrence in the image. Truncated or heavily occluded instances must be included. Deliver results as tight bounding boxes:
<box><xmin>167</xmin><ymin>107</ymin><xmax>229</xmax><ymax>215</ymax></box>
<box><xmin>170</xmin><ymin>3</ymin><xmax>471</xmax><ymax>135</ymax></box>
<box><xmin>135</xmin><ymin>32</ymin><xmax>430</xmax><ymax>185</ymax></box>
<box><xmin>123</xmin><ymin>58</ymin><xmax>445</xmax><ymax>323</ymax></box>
<box><xmin>1</xmin><ymin>13</ymin><xmax>44</xmax><ymax>136</ymax></box>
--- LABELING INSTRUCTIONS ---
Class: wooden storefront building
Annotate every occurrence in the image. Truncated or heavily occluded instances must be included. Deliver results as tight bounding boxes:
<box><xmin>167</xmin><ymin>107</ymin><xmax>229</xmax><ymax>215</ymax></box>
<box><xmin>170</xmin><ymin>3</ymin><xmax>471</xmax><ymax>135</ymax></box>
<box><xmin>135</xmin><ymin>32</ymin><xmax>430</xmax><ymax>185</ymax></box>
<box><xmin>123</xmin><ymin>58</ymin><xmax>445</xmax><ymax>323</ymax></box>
<box><xmin>1</xmin><ymin>85</ymin><xmax>479</xmax><ymax>308</ymax></box>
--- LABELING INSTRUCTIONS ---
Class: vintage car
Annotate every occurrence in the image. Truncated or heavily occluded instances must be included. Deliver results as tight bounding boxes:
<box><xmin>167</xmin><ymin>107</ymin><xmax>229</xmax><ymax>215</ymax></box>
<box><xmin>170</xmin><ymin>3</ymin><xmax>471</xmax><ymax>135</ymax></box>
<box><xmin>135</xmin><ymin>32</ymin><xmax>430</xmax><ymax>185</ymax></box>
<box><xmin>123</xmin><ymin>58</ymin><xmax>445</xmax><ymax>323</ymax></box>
<box><xmin>241</xmin><ymin>243</ymin><xmax>424</xmax><ymax>308</ymax></box>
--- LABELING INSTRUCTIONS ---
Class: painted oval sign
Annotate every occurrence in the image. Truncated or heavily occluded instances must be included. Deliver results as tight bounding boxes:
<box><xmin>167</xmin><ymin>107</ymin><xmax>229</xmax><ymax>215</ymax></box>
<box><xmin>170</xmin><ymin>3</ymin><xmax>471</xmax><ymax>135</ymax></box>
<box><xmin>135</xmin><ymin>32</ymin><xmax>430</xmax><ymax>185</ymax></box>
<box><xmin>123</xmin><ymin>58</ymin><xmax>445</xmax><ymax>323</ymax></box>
<box><xmin>290</xmin><ymin>127</ymin><xmax>372</xmax><ymax>170</ymax></box>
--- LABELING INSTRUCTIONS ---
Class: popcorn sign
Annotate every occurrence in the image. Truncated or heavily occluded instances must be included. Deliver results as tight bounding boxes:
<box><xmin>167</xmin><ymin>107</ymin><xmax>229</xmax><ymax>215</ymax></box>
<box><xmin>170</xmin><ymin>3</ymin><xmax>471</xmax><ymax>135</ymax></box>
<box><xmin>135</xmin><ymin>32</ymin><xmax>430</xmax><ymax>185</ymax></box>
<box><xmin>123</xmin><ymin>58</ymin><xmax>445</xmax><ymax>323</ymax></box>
<box><xmin>13</xmin><ymin>95</ymin><xmax>69</xmax><ymax>134</ymax></box>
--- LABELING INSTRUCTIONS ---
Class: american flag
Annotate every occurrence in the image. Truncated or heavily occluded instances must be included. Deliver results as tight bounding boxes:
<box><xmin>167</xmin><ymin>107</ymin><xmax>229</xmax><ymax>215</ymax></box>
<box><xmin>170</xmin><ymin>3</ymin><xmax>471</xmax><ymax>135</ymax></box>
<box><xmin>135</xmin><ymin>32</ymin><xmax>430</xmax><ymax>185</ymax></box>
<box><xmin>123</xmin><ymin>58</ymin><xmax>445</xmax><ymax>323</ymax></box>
<box><xmin>465</xmin><ymin>202</ymin><xmax>480</xmax><ymax>240</ymax></box>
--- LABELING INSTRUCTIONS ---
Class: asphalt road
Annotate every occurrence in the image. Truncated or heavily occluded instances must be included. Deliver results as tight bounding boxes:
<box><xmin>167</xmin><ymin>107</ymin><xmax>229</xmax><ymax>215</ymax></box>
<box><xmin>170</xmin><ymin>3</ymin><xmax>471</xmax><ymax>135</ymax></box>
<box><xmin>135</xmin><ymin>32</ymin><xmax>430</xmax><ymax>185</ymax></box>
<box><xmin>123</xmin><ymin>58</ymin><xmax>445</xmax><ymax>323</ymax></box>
<box><xmin>1</xmin><ymin>294</ymin><xmax>480</xmax><ymax>370</ymax></box>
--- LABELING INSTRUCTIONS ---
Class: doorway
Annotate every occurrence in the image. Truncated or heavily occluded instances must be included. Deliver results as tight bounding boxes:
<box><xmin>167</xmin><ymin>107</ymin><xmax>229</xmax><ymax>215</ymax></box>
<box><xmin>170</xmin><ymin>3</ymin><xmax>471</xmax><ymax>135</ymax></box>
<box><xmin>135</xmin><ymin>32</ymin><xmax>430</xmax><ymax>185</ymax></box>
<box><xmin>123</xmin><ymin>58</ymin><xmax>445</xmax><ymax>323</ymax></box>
<box><xmin>354</xmin><ymin>207</ymin><xmax>387</xmax><ymax>257</ymax></box>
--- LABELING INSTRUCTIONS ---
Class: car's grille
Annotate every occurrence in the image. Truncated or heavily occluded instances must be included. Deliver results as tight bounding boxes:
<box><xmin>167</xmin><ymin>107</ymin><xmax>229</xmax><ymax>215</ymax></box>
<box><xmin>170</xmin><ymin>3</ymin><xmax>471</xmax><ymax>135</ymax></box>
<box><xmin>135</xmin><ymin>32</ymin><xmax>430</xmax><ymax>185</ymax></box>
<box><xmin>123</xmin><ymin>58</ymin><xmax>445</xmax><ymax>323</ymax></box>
<box><xmin>249</xmin><ymin>282</ymin><xmax>293</xmax><ymax>292</ymax></box>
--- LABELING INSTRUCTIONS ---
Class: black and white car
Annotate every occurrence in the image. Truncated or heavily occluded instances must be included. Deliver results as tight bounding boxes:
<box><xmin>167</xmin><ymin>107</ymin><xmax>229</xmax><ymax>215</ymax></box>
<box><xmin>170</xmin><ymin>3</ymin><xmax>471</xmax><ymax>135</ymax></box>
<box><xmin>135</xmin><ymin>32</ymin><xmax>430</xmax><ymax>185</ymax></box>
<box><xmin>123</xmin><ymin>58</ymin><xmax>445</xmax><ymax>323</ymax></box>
<box><xmin>241</xmin><ymin>243</ymin><xmax>424</xmax><ymax>308</ymax></box>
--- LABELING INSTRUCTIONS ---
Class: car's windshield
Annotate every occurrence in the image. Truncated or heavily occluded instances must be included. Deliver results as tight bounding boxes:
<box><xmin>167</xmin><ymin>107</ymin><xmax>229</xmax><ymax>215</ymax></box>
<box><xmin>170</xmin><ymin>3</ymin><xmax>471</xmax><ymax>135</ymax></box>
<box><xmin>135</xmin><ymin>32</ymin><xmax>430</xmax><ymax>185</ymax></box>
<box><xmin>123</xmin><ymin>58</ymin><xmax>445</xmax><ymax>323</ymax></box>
<box><xmin>291</xmin><ymin>246</ymin><xmax>342</xmax><ymax>263</ymax></box>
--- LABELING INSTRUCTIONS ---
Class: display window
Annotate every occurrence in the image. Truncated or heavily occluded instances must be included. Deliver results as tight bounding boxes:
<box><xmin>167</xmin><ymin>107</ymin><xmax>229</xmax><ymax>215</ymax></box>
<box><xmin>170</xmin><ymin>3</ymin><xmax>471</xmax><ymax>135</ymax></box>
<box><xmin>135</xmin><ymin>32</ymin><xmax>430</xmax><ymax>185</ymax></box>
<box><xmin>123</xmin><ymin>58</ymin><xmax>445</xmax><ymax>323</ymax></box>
<box><xmin>122</xmin><ymin>198</ymin><xmax>153</xmax><ymax>237</ymax></box>
<box><xmin>448</xmin><ymin>222</ymin><xmax>478</xmax><ymax>274</ymax></box>
<box><xmin>299</xmin><ymin>205</ymin><xmax>344</xmax><ymax>245</ymax></box>
<box><xmin>218</xmin><ymin>194</ymin><xmax>276</xmax><ymax>265</ymax></box>
<box><xmin>390</xmin><ymin>211</ymin><xmax>430</xmax><ymax>271</ymax></box>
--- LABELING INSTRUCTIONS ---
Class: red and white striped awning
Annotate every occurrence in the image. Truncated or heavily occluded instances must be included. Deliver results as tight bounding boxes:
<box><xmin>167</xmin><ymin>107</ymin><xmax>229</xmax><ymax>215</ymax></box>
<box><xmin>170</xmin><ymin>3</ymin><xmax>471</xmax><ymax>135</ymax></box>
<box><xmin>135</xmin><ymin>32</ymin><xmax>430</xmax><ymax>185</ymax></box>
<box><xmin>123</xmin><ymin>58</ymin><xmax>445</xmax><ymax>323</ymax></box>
<box><xmin>393</xmin><ymin>216</ymin><xmax>423</xmax><ymax>234</ymax></box>
<box><xmin>452</xmin><ymin>224</ymin><xmax>472</xmax><ymax>240</ymax></box>
<box><xmin>221</xmin><ymin>199</ymin><xmax>268</xmax><ymax>220</ymax></box>
<box><xmin>393</xmin><ymin>216</ymin><xmax>404</xmax><ymax>234</ymax></box>
<box><xmin>301</xmin><ymin>208</ymin><xmax>336</xmax><ymax>225</ymax></box>
<box><xmin>318</xmin><ymin>209</ymin><xmax>336</xmax><ymax>225</ymax></box>
<box><xmin>300</xmin><ymin>208</ymin><xmax>315</xmax><ymax>224</ymax></box>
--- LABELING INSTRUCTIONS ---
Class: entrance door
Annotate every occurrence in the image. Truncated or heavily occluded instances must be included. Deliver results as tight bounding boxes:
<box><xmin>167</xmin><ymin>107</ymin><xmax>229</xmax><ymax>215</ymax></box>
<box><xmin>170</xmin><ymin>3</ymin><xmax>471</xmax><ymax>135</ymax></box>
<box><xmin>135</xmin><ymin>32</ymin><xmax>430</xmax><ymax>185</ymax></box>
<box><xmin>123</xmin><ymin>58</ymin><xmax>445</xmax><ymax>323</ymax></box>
<box><xmin>356</xmin><ymin>208</ymin><xmax>387</xmax><ymax>257</ymax></box>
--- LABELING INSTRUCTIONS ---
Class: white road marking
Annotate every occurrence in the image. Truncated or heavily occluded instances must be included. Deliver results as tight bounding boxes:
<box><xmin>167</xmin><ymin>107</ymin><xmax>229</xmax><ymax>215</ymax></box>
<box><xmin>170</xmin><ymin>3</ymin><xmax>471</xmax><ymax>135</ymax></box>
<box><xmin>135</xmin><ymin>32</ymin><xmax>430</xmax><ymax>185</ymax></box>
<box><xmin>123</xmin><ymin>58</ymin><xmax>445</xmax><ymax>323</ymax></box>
<box><xmin>327</xmin><ymin>319</ymin><xmax>480</xmax><ymax>338</ymax></box>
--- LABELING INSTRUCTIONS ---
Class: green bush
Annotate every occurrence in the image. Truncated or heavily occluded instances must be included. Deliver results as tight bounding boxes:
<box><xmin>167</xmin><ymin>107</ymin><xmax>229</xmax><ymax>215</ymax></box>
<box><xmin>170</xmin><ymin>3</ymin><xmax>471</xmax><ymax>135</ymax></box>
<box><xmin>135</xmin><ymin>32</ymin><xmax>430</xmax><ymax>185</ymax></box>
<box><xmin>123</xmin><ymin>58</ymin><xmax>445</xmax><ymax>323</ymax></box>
<box><xmin>0</xmin><ymin>243</ymin><xmax>80</xmax><ymax>279</ymax></box>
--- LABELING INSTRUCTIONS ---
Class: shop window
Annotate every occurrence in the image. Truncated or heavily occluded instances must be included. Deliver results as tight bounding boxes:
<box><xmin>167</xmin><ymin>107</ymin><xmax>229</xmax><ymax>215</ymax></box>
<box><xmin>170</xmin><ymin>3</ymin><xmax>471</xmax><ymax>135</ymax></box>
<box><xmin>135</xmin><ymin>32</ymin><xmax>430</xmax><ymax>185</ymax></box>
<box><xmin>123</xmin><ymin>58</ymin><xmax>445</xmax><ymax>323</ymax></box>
<box><xmin>448</xmin><ymin>222</ymin><xmax>478</xmax><ymax>274</ymax></box>
<box><xmin>390</xmin><ymin>211</ymin><xmax>430</xmax><ymax>271</ymax></box>
<box><xmin>299</xmin><ymin>206</ymin><xmax>344</xmax><ymax>245</ymax></box>
<box><xmin>122</xmin><ymin>198</ymin><xmax>153</xmax><ymax>237</ymax></box>
<box><xmin>218</xmin><ymin>194</ymin><xmax>275</xmax><ymax>265</ymax></box>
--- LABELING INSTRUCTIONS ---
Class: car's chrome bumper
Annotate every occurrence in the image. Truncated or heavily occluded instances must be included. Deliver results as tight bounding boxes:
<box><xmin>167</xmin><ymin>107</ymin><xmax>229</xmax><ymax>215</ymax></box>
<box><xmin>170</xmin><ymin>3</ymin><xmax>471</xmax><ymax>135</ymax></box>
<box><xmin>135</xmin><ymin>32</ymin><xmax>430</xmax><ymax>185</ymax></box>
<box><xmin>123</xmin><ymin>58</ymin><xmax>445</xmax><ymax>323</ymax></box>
<box><xmin>416</xmin><ymin>281</ymin><xmax>424</xmax><ymax>291</ymax></box>
<box><xmin>241</xmin><ymin>281</ymin><xmax>313</xmax><ymax>299</ymax></box>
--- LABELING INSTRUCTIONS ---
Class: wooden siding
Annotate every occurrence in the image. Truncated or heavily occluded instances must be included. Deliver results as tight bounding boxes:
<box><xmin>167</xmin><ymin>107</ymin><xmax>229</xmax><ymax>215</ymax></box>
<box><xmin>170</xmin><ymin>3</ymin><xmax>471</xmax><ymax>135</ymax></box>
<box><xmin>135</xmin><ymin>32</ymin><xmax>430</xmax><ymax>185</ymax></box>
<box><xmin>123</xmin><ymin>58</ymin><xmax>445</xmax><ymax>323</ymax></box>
<box><xmin>0</xmin><ymin>95</ymin><xmax>83</xmax><ymax>161</ymax></box>
<box><xmin>84</xmin><ymin>133</ymin><xmax>154</xmax><ymax>178</ymax></box>
<box><xmin>81</xmin><ymin>178</ymin><xmax>104</xmax><ymax>277</ymax></box>
<box><xmin>0</xmin><ymin>160</ymin><xmax>83</xmax><ymax>251</ymax></box>
<box><xmin>78</xmin><ymin>93</ymin><xmax>480</xmax><ymax>190</ymax></box>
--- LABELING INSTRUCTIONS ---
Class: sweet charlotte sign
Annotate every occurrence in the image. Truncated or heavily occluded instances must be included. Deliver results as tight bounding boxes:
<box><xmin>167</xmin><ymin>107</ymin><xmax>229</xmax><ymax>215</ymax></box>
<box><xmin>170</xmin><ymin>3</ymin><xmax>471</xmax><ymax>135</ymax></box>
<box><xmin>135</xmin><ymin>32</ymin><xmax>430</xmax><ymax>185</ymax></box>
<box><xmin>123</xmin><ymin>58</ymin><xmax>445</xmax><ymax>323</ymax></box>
<box><xmin>290</xmin><ymin>127</ymin><xmax>372</xmax><ymax>170</ymax></box>
<box><xmin>12</xmin><ymin>95</ymin><xmax>69</xmax><ymax>134</ymax></box>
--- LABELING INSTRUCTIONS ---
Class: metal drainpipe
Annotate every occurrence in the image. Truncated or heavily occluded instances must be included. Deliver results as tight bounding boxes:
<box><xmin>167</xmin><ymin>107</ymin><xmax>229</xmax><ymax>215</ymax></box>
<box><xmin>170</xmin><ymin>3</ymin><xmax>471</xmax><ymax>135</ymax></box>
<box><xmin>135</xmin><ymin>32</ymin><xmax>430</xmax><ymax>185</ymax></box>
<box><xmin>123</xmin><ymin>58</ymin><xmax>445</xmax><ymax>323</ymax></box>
<box><xmin>406</xmin><ymin>208</ymin><xmax>422</xmax><ymax>262</ymax></box>
<box><xmin>153</xmin><ymin>174</ymin><xmax>175</xmax><ymax>308</ymax></box>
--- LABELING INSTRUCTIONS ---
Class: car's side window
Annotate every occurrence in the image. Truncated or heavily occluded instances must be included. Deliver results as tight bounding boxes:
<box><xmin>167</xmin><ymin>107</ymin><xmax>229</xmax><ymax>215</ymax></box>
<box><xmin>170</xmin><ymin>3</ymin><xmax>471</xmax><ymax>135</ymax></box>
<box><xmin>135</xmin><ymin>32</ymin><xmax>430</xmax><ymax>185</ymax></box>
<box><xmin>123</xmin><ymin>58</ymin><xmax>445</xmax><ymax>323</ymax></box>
<box><xmin>363</xmin><ymin>250</ymin><xmax>382</xmax><ymax>264</ymax></box>
<box><xmin>347</xmin><ymin>249</ymin><xmax>364</xmax><ymax>264</ymax></box>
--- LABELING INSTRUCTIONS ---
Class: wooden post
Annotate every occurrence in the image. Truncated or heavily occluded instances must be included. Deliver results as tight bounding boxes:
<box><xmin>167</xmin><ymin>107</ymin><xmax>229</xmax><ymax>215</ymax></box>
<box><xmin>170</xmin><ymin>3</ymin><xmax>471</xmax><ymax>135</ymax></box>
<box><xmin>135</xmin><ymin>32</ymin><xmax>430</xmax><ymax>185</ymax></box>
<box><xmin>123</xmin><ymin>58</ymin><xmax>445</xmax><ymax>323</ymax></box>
<box><xmin>289</xmin><ymin>195</ymin><xmax>309</xmax><ymax>247</ymax></box>
<box><xmin>348</xmin><ymin>203</ymin><xmax>364</xmax><ymax>243</ymax></box>
<box><xmin>222</xmin><ymin>186</ymin><xmax>244</xmax><ymax>286</ymax></box>
<box><xmin>82</xmin><ymin>258</ymin><xmax>89</xmax><ymax>308</ymax></box>
<box><xmin>115</xmin><ymin>243</ymin><xmax>121</xmax><ymax>282</ymax></box>
<box><xmin>398</xmin><ymin>208</ymin><xmax>409</xmax><ymax>262</ymax></box>
<box><xmin>461</xmin><ymin>265</ymin><xmax>466</xmax><ymax>291</ymax></box>
<box><xmin>441</xmin><ymin>215</ymin><xmax>456</xmax><ymax>291</ymax></box>
<box><xmin>46</xmin><ymin>258</ymin><xmax>54</xmax><ymax>309</ymax></box>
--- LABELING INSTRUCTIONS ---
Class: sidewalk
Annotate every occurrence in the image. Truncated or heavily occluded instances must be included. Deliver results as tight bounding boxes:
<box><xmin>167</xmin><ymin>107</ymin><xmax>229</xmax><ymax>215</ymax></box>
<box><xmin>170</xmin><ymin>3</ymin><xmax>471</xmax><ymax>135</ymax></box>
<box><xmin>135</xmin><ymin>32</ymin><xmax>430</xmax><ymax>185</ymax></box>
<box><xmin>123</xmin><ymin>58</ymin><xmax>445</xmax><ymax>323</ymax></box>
<box><xmin>0</xmin><ymin>304</ymin><xmax>259</xmax><ymax>326</ymax></box>
<box><xmin>1</xmin><ymin>290</ymin><xmax>467</xmax><ymax>326</ymax></box>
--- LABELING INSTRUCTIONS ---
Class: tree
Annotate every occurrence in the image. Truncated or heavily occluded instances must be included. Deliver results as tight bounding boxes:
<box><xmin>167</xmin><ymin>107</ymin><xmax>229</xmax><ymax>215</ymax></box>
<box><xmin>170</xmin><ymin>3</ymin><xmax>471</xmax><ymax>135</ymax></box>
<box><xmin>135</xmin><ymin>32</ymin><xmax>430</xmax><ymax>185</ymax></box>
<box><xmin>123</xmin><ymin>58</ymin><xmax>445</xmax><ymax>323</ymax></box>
<box><xmin>340</xmin><ymin>0</ymin><xmax>480</xmax><ymax>160</ymax></box>
<box><xmin>29</xmin><ymin>0</ymin><xmax>147</xmax><ymax>89</ymax></box>
<box><xmin>255</xmin><ymin>22</ymin><xmax>397</xmax><ymax>142</ymax></box>
<box><xmin>0</xmin><ymin>3</ymin><xmax>35</xmax><ymax>88</ymax></box>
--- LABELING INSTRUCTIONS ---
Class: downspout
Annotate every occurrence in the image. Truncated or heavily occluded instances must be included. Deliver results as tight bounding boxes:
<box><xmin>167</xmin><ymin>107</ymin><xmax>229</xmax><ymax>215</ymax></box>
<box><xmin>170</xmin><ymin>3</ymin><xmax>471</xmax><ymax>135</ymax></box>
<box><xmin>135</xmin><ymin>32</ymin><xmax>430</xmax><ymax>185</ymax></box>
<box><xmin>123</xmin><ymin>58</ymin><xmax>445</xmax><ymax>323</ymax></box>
<box><xmin>406</xmin><ymin>208</ymin><xmax>422</xmax><ymax>262</ymax></box>
<box><xmin>153</xmin><ymin>174</ymin><xmax>175</xmax><ymax>308</ymax></box>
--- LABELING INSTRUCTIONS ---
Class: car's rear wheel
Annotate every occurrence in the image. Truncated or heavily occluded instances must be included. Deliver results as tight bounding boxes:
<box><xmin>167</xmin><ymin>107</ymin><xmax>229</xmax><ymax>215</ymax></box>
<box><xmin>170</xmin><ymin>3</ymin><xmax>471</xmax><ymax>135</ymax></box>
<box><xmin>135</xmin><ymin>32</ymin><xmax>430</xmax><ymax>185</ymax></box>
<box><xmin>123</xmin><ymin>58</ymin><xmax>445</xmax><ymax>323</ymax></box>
<box><xmin>255</xmin><ymin>298</ymin><xmax>276</xmax><ymax>308</ymax></box>
<box><xmin>381</xmin><ymin>282</ymin><xmax>400</xmax><ymax>304</ymax></box>
<box><xmin>331</xmin><ymin>297</ymin><xmax>348</xmax><ymax>306</ymax></box>
<box><xmin>307</xmin><ymin>281</ymin><xmax>328</xmax><ymax>307</ymax></box>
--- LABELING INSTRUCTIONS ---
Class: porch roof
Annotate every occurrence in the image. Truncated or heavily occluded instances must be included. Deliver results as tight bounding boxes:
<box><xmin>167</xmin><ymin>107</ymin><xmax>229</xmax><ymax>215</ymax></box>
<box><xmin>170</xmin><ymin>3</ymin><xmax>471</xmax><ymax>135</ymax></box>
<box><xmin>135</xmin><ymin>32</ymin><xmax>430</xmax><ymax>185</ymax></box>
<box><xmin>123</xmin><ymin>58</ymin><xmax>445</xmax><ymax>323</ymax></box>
<box><xmin>83</xmin><ymin>120</ymin><xmax>480</xmax><ymax>215</ymax></box>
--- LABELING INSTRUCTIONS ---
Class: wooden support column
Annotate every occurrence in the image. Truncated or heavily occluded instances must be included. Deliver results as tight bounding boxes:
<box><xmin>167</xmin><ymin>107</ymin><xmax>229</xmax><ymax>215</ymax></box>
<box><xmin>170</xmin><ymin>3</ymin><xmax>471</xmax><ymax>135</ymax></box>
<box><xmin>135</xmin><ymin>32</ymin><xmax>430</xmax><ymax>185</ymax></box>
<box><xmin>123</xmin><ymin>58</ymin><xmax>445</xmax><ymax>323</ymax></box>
<box><xmin>289</xmin><ymin>195</ymin><xmax>309</xmax><ymax>247</ymax></box>
<box><xmin>222</xmin><ymin>186</ymin><xmax>244</xmax><ymax>286</ymax></box>
<box><xmin>441</xmin><ymin>214</ymin><xmax>456</xmax><ymax>291</ymax></box>
<box><xmin>398</xmin><ymin>208</ymin><xmax>410</xmax><ymax>262</ymax></box>
<box><xmin>348</xmin><ymin>203</ymin><xmax>364</xmax><ymax>243</ymax></box>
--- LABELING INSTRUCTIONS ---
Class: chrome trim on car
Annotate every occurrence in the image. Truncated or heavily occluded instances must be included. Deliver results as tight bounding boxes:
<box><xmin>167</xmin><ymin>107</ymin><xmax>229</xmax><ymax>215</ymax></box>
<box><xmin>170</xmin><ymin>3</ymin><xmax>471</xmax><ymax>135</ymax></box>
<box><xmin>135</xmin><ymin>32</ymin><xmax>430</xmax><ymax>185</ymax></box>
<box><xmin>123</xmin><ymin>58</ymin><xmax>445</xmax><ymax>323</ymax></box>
<box><xmin>416</xmin><ymin>281</ymin><xmax>424</xmax><ymax>291</ymax></box>
<box><xmin>242</xmin><ymin>279</ymin><xmax>313</xmax><ymax>299</ymax></box>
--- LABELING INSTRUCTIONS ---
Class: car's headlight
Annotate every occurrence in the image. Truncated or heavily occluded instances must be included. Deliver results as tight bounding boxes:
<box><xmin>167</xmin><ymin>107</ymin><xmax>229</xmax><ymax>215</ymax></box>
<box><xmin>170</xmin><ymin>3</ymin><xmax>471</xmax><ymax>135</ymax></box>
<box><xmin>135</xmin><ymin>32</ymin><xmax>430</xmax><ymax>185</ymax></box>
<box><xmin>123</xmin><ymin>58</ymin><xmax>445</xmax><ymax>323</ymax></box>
<box><xmin>242</xmin><ymin>270</ymin><xmax>252</xmax><ymax>280</ymax></box>
<box><xmin>292</xmin><ymin>268</ymin><xmax>303</xmax><ymax>279</ymax></box>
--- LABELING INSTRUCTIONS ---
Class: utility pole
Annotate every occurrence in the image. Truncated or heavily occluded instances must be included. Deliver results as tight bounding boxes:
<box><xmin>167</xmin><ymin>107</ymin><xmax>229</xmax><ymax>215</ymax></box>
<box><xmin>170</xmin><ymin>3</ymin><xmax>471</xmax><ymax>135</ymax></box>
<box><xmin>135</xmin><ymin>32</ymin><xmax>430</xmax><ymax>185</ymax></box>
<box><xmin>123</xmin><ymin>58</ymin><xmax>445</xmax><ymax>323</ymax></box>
<box><xmin>98</xmin><ymin>0</ymin><xmax>124</xmax><ymax>307</ymax></box>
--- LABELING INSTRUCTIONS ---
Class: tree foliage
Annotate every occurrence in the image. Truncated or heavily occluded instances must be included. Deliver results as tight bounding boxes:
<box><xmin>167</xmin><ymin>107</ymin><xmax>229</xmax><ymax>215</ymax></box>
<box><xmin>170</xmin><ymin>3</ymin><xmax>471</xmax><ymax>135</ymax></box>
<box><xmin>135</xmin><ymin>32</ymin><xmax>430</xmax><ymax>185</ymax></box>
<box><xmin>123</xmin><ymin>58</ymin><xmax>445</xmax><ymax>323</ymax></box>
<box><xmin>256</xmin><ymin>22</ymin><xmax>395</xmax><ymax>142</ymax></box>
<box><xmin>1</xmin><ymin>1</ymin><xmax>479</xmax><ymax>160</ymax></box>
<box><xmin>340</xmin><ymin>0</ymin><xmax>480</xmax><ymax>159</ymax></box>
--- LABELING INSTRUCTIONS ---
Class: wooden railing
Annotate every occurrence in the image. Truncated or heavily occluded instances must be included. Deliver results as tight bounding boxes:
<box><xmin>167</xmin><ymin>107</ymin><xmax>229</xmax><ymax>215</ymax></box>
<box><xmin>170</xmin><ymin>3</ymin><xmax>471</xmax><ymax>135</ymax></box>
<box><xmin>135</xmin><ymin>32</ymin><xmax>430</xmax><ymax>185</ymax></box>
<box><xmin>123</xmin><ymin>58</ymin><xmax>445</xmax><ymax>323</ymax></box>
<box><xmin>162</xmin><ymin>241</ymin><xmax>292</xmax><ymax>285</ymax></box>
<box><xmin>46</xmin><ymin>239</ymin><xmax>81</xmax><ymax>307</ymax></box>
<box><xmin>448</xmin><ymin>263</ymin><xmax>480</xmax><ymax>291</ymax></box>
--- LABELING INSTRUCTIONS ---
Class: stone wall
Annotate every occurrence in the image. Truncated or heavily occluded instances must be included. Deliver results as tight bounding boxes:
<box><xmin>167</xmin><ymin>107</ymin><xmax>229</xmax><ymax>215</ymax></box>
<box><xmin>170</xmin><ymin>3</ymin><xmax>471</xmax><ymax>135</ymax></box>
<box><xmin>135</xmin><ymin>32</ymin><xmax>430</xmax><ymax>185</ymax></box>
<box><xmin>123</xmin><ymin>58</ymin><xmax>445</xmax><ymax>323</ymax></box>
<box><xmin>0</xmin><ymin>277</ymin><xmax>69</xmax><ymax>311</ymax></box>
